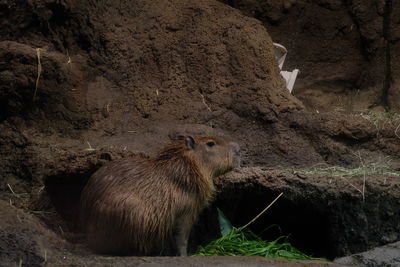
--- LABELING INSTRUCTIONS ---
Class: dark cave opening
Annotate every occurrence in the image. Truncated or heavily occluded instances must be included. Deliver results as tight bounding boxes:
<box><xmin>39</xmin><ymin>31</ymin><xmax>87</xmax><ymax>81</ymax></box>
<box><xmin>43</xmin><ymin>172</ymin><xmax>91</xmax><ymax>233</ymax></box>
<box><xmin>216</xmin><ymin>187</ymin><xmax>337</xmax><ymax>260</ymax></box>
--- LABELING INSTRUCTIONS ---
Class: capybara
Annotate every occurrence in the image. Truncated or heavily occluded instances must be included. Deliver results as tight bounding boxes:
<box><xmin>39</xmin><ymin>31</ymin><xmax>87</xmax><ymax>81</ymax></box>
<box><xmin>80</xmin><ymin>135</ymin><xmax>240</xmax><ymax>256</ymax></box>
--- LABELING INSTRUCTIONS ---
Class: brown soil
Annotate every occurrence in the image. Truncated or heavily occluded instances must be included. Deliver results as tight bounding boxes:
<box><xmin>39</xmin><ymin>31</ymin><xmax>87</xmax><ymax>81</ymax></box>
<box><xmin>222</xmin><ymin>0</ymin><xmax>400</xmax><ymax>113</ymax></box>
<box><xmin>1</xmin><ymin>0</ymin><xmax>400</xmax><ymax>266</ymax></box>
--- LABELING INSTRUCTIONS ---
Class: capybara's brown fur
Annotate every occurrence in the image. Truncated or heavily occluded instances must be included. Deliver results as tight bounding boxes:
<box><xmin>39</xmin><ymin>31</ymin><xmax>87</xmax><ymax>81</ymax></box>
<box><xmin>80</xmin><ymin>135</ymin><xmax>240</xmax><ymax>256</ymax></box>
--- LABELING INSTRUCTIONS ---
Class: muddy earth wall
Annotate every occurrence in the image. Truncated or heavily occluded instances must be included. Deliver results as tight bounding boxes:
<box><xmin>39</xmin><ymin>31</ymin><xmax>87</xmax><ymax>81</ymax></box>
<box><xmin>0</xmin><ymin>0</ymin><xmax>400</xmax><ymax>266</ymax></box>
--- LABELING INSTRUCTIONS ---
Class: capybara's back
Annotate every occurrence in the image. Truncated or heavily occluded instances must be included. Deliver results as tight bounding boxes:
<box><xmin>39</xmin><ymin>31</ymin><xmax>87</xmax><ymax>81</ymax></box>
<box><xmin>80</xmin><ymin>135</ymin><xmax>240</xmax><ymax>256</ymax></box>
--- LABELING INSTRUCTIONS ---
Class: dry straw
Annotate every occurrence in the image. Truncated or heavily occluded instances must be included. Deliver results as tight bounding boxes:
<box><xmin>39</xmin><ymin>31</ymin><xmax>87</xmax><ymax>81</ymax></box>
<box><xmin>33</xmin><ymin>48</ymin><xmax>42</xmax><ymax>100</ymax></box>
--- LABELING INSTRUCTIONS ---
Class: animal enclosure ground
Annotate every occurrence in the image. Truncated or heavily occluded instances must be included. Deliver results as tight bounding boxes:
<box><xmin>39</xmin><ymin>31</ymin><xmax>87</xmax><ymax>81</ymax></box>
<box><xmin>1</xmin><ymin>0</ymin><xmax>400</xmax><ymax>266</ymax></box>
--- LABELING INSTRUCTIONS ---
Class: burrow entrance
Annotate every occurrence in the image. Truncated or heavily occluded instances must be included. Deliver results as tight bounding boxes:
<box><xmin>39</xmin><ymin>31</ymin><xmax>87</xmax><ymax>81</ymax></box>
<box><xmin>215</xmin><ymin>179</ymin><xmax>400</xmax><ymax>260</ymax></box>
<box><xmin>40</xmin><ymin>172</ymin><xmax>92</xmax><ymax>237</ymax></box>
<box><xmin>216</xmin><ymin>188</ymin><xmax>335</xmax><ymax>259</ymax></box>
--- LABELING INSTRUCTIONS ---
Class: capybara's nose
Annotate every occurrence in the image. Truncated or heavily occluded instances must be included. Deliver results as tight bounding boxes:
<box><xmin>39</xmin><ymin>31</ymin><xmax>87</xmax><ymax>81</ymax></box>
<box><xmin>230</xmin><ymin>142</ymin><xmax>241</xmax><ymax>157</ymax></box>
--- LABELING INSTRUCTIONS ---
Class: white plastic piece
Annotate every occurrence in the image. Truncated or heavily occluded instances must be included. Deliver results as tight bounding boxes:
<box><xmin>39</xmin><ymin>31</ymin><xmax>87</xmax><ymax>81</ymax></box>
<box><xmin>272</xmin><ymin>42</ymin><xmax>299</xmax><ymax>93</ymax></box>
<box><xmin>281</xmin><ymin>69</ymin><xmax>299</xmax><ymax>93</ymax></box>
<box><xmin>273</xmin><ymin>42</ymin><xmax>287</xmax><ymax>70</ymax></box>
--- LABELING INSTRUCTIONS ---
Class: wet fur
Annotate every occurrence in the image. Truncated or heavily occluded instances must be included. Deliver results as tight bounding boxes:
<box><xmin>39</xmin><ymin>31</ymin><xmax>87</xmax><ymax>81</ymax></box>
<box><xmin>80</xmin><ymin>136</ymin><xmax>239</xmax><ymax>255</ymax></box>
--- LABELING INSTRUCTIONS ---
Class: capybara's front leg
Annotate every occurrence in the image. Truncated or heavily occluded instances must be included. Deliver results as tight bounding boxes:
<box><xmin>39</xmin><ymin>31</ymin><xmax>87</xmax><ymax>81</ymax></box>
<box><xmin>174</xmin><ymin>214</ymin><xmax>196</xmax><ymax>256</ymax></box>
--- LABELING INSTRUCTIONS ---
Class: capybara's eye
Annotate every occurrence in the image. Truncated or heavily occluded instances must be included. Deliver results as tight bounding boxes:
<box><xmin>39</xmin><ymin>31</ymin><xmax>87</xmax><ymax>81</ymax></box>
<box><xmin>206</xmin><ymin>141</ymin><xmax>216</xmax><ymax>147</ymax></box>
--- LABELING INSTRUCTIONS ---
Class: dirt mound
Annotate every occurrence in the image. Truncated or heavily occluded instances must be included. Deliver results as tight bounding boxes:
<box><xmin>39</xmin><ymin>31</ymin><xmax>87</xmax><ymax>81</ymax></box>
<box><xmin>0</xmin><ymin>200</ymin><xmax>70</xmax><ymax>266</ymax></box>
<box><xmin>1</xmin><ymin>0</ymin><xmax>400</xmax><ymax>265</ymax></box>
<box><xmin>0</xmin><ymin>0</ymin><xmax>302</xmax><ymax>127</ymax></box>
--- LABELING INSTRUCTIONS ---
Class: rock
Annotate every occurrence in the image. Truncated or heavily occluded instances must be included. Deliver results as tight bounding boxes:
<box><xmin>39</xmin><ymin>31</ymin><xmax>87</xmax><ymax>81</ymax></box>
<box><xmin>335</xmin><ymin>241</ymin><xmax>400</xmax><ymax>266</ymax></box>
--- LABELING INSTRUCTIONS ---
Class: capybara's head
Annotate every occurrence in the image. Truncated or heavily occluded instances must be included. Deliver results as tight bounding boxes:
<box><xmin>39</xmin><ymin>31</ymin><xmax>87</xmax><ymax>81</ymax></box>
<box><xmin>184</xmin><ymin>135</ymin><xmax>241</xmax><ymax>177</ymax></box>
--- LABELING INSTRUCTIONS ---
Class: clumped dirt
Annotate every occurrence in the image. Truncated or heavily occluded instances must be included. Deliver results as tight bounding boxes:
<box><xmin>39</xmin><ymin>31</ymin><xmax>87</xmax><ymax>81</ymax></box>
<box><xmin>1</xmin><ymin>0</ymin><xmax>400</xmax><ymax>265</ymax></box>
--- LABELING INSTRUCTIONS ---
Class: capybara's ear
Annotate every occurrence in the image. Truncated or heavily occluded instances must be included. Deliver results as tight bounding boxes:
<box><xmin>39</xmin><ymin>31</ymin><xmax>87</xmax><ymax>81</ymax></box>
<box><xmin>185</xmin><ymin>136</ymin><xmax>196</xmax><ymax>150</ymax></box>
